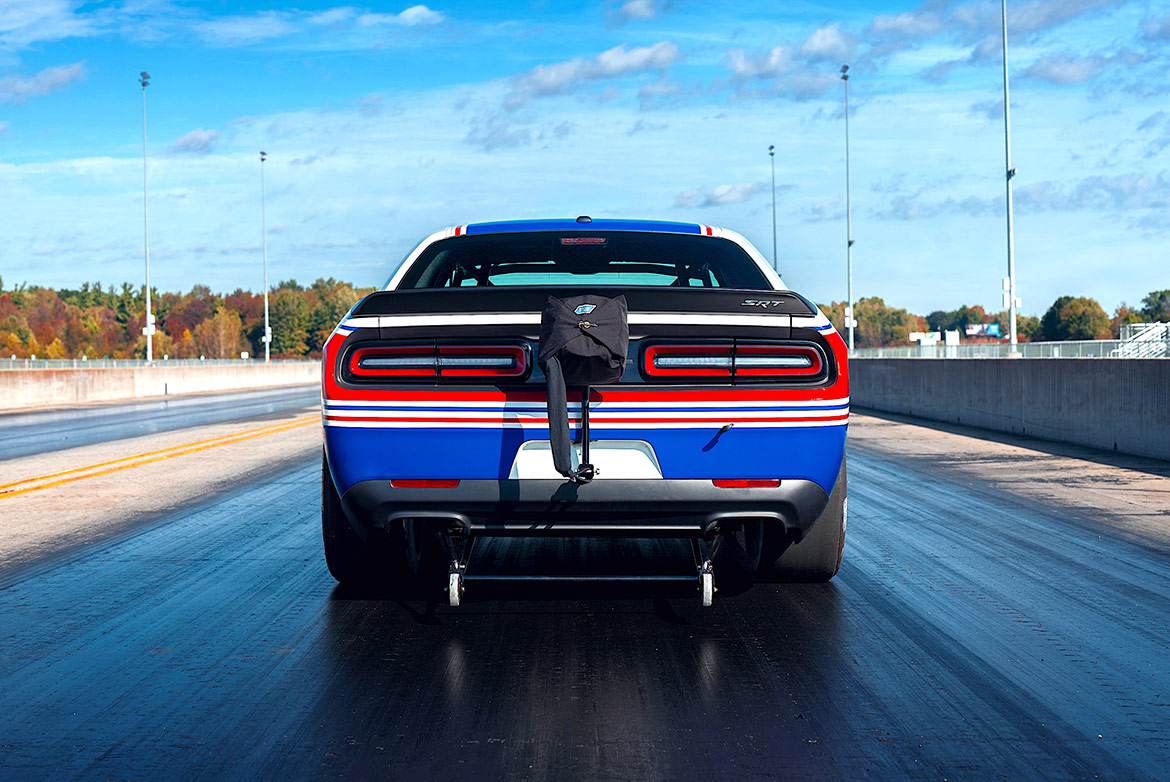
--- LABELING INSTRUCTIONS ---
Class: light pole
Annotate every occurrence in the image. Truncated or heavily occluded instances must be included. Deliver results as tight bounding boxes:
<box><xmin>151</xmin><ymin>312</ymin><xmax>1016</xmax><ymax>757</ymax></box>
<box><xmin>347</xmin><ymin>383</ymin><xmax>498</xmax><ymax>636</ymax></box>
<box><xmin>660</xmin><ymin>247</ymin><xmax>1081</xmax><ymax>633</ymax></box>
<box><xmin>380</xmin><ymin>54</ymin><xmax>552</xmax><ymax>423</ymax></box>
<box><xmin>139</xmin><ymin>71</ymin><xmax>155</xmax><ymax>362</ymax></box>
<box><xmin>768</xmin><ymin>145</ymin><xmax>778</xmax><ymax>272</ymax></box>
<box><xmin>841</xmin><ymin>64</ymin><xmax>855</xmax><ymax>352</ymax></box>
<box><xmin>260</xmin><ymin>151</ymin><xmax>271</xmax><ymax>363</ymax></box>
<box><xmin>1000</xmin><ymin>0</ymin><xmax>1019</xmax><ymax>347</ymax></box>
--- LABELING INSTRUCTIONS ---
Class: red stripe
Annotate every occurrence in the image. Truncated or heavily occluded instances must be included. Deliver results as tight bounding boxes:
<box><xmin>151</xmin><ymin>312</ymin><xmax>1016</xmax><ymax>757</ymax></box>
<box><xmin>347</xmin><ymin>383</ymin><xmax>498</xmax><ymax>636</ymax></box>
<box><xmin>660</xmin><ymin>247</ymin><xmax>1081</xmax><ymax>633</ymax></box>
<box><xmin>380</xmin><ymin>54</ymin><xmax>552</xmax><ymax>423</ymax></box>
<box><xmin>325</xmin><ymin>414</ymin><xmax>849</xmax><ymax>425</ymax></box>
<box><xmin>324</xmin><ymin>388</ymin><xmax>845</xmax><ymax>403</ymax></box>
<box><xmin>454</xmin><ymin>225</ymin><xmax>463</xmax><ymax>236</ymax></box>
<box><xmin>705</xmin><ymin>225</ymin><xmax>712</xmax><ymax>236</ymax></box>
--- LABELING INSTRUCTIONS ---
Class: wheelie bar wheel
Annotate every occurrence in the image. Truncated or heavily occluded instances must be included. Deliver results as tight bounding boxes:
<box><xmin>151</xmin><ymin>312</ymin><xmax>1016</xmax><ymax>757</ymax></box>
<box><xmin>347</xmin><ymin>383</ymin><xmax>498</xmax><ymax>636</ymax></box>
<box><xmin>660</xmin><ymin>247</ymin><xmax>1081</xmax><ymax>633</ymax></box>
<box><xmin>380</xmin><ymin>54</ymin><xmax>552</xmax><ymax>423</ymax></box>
<box><xmin>448</xmin><ymin>571</ymin><xmax>463</xmax><ymax>607</ymax></box>
<box><xmin>699</xmin><ymin>568</ymin><xmax>714</xmax><ymax>607</ymax></box>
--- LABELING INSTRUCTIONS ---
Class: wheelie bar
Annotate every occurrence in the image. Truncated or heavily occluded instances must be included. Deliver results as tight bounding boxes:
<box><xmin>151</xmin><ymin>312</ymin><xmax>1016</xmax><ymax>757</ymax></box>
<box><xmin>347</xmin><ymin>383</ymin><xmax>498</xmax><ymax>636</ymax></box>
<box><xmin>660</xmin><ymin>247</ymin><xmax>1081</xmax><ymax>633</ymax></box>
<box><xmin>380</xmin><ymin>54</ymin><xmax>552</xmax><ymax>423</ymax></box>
<box><xmin>442</xmin><ymin>532</ymin><xmax>720</xmax><ymax>608</ymax></box>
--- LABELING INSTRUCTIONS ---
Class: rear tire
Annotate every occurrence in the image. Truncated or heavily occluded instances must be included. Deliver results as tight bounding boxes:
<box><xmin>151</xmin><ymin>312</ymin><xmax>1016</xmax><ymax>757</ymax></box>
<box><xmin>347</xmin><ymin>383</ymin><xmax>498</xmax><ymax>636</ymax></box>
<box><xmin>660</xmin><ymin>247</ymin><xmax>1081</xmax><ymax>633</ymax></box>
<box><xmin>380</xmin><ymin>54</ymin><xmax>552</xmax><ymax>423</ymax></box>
<box><xmin>758</xmin><ymin>459</ymin><xmax>847</xmax><ymax>583</ymax></box>
<box><xmin>401</xmin><ymin>518</ymin><xmax>449</xmax><ymax>595</ymax></box>
<box><xmin>322</xmin><ymin>451</ymin><xmax>402</xmax><ymax>588</ymax></box>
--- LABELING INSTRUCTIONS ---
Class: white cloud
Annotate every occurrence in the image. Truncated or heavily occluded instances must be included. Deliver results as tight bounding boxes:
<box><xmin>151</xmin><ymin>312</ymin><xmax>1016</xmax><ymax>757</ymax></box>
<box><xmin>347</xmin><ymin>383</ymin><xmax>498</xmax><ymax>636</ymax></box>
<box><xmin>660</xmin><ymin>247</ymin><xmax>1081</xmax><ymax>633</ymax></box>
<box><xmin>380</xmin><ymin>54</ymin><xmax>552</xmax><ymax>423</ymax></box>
<box><xmin>505</xmin><ymin>41</ymin><xmax>680</xmax><ymax>107</ymax></box>
<box><xmin>359</xmin><ymin>5</ymin><xmax>445</xmax><ymax>27</ymax></box>
<box><xmin>725</xmin><ymin>45</ymin><xmax>793</xmax><ymax>78</ymax></box>
<box><xmin>464</xmin><ymin>113</ymin><xmax>533</xmax><ymax>152</ymax></box>
<box><xmin>869</xmin><ymin>9</ymin><xmax>945</xmax><ymax>39</ymax></box>
<box><xmin>1142</xmin><ymin>12</ymin><xmax>1170</xmax><ymax>40</ymax></box>
<box><xmin>0</xmin><ymin>0</ymin><xmax>97</xmax><ymax>48</ymax></box>
<box><xmin>969</xmin><ymin>99</ymin><xmax>1009</xmax><ymax>121</ymax></box>
<box><xmin>1137</xmin><ymin>111</ymin><xmax>1166</xmax><ymax>133</ymax></box>
<box><xmin>675</xmin><ymin>183</ymin><xmax>765</xmax><ymax>209</ymax></box>
<box><xmin>722</xmin><ymin>46</ymin><xmax>836</xmax><ymax>99</ymax></box>
<box><xmin>1007</xmin><ymin>0</ymin><xmax>1122</xmax><ymax>35</ymax></box>
<box><xmin>638</xmin><ymin>76</ymin><xmax>686</xmax><ymax>108</ymax></box>
<box><xmin>871</xmin><ymin>172</ymin><xmax>1170</xmax><ymax>221</ymax></box>
<box><xmin>626</xmin><ymin>118</ymin><xmax>667</xmax><ymax>135</ymax></box>
<box><xmin>308</xmin><ymin>8</ymin><xmax>357</xmax><ymax>26</ymax></box>
<box><xmin>612</xmin><ymin>0</ymin><xmax>660</xmax><ymax>24</ymax></box>
<box><xmin>1022</xmin><ymin>55</ymin><xmax>1107</xmax><ymax>85</ymax></box>
<box><xmin>168</xmin><ymin>128</ymin><xmax>220</xmax><ymax>155</ymax></box>
<box><xmin>799</xmin><ymin>23</ymin><xmax>855</xmax><ymax>62</ymax></box>
<box><xmin>867</xmin><ymin>0</ymin><xmax>1124</xmax><ymax>63</ymax></box>
<box><xmin>197</xmin><ymin>11</ymin><xmax>297</xmax><ymax>45</ymax></box>
<box><xmin>0</xmin><ymin>61</ymin><xmax>85</xmax><ymax>104</ymax></box>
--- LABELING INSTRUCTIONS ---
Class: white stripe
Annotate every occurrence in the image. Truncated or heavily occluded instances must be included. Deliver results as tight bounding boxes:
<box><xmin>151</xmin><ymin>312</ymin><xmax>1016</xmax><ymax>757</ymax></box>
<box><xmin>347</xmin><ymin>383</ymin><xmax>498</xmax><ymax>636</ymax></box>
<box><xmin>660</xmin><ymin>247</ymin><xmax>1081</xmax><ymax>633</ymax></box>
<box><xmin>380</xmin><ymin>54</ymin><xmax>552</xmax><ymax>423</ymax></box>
<box><xmin>325</xmin><ymin>412</ymin><xmax>847</xmax><ymax>423</ymax></box>
<box><xmin>324</xmin><ymin>396</ymin><xmax>849</xmax><ymax>409</ymax></box>
<box><xmin>369</xmin><ymin>312</ymin><xmax>793</xmax><ymax>329</ymax></box>
<box><xmin>793</xmin><ymin>312</ymin><xmax>832</xmax><ymax>329</ymax></box>
<box><xmin>325</xmin><ymin>407</ymin><xmax>847</xmax><ymax>419</ymax></box>
<box><xmin>342</xmin><ymin>316</ymin><xmax>381</xmax><ymax>329</ymax></box>
<box><xmin>323</xmin><ymin>419</ymin><xmax>848</xmax><ymax>430</ymax></box>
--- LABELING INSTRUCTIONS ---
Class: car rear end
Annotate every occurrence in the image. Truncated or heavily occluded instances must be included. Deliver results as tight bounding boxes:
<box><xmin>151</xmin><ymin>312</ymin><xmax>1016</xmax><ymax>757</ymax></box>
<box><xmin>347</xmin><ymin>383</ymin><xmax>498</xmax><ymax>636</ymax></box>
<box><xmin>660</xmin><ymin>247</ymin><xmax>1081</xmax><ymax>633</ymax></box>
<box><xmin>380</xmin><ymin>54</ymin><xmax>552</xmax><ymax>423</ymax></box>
<box><xmin>320</xmin><ymin>220</ymin><xmax>849</xmax><ymax>598</ymax></box>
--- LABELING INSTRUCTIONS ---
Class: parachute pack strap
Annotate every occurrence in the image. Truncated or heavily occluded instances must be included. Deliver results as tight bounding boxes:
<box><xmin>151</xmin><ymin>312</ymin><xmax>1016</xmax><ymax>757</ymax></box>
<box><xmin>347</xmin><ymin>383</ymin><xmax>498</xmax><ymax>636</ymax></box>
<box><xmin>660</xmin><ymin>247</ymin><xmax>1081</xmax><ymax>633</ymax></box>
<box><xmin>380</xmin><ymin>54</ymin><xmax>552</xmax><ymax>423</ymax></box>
<box><xmin>545</xmin><ymin>355</ymin><xmax>574</xmax><ymax>478</ymax></box>
<box><xmin>576</xmin><ymin>386</ymin><xmax>594</xmax><ymax>484</ymax></box>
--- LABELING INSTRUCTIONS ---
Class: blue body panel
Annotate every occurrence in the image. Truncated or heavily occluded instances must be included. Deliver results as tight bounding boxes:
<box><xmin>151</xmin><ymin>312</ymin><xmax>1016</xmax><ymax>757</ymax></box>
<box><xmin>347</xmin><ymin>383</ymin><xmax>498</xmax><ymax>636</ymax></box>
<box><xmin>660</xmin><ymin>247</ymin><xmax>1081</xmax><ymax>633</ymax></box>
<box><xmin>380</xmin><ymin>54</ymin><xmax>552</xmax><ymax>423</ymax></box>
<box><xmin>325</xmin><ymin>425</ymin><xmax>847</xmax><ymax>497</ymax></box>
<box><xmin>465</xmin><ymin>219</ymin><xmax>703</xmax><ymax>235</ymax></box>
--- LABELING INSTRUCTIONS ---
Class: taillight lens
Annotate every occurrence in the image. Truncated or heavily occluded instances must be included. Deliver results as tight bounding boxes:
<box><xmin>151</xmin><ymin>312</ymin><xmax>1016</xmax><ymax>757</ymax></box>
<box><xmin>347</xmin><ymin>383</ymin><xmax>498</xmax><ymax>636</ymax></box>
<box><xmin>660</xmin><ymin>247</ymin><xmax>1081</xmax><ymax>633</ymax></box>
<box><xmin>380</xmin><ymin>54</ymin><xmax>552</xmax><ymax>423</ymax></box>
<box><xmin>642</xmin><ymin>343</ymin><xmax>825</xmax><ymax>381</ymax></box>
<box><xmin>350</xmin><ymin>346</ymin><xmax>436</xmax><ymax>377</ymax></box>
<box><xmin>437</xmin><ymin>346</ymin><xmax>526</xmax><ymax>377</ymax></box>
<box><xmin>349</xmin><ymin>345</ymin><xmax>527</xmax><ymax>380</ymax></box>
<box><xmin>712</xmin><ymin>479</ymin><xmax>781</xmax><ymax>488</ymax></box>
<box><xmin>644</xmin><ymin>345</ymin><xmax>733</xmax><ymax>377</ymax></box>
<box><xmin>734</xmin><ymin>346</ymin><xmax>823</xmax><ymax>377</ymax></box>
<box><xmin>390</xmin><ymin>479</ymin><xmax>460</xmax><ymax>488</ymax></box>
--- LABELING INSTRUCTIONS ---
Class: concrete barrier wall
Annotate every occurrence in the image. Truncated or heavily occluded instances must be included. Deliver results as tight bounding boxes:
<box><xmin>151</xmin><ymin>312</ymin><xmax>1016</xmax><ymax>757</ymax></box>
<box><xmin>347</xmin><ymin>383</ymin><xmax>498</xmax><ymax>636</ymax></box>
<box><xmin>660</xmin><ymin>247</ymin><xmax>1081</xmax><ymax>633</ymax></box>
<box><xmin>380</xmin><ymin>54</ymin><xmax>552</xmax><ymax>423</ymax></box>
<box><xmin>0</xmin><ymin>363</ymin><xmax>319</xmax><ymax>411</ymax></box>
<box><xmin>850</xmin><ymin>358</ymin><xmax>1170</xmax><ymax>461</ymax></box>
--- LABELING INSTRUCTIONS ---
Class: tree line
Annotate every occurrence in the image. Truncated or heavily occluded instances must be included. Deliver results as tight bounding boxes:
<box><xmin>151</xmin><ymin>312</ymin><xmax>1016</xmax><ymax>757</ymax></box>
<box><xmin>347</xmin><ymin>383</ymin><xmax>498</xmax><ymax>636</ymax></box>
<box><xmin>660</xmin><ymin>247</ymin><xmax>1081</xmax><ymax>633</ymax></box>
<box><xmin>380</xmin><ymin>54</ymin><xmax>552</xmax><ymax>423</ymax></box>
<box><xmin>1</xmin><ymin>278</ymin><xmax>1166</xmax><ymax>358</ymax></box>
<box><xmin>818</xmin><ymin>289</ymin><xmax>1169</xmax><ymax>348</ymax></box>
<box><xmin>0</xmin><ymin>277</ymin><xmax>375</xmax><ymax>359</ymax></box>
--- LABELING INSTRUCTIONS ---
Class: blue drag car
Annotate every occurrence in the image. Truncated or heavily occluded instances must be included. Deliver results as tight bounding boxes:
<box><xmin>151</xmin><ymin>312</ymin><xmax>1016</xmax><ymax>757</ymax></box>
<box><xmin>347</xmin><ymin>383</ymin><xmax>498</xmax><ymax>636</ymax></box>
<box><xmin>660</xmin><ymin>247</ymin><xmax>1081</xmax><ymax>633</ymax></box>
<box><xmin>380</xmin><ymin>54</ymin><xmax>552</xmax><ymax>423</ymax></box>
<box><xmin>321</xmin><ymin>218</ymin><xmax>848</xmax><ymax>605</ymax></box>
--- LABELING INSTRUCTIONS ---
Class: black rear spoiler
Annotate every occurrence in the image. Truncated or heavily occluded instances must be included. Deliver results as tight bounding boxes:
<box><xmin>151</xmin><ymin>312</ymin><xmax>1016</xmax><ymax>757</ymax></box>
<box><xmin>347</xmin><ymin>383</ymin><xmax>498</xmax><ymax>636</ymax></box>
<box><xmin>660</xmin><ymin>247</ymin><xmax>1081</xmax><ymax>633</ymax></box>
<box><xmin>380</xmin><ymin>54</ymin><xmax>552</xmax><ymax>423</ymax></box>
<box><xmin>352</xmin><ymin>287</ymin><xmax>816</xmax><ymax>318</ymax></box>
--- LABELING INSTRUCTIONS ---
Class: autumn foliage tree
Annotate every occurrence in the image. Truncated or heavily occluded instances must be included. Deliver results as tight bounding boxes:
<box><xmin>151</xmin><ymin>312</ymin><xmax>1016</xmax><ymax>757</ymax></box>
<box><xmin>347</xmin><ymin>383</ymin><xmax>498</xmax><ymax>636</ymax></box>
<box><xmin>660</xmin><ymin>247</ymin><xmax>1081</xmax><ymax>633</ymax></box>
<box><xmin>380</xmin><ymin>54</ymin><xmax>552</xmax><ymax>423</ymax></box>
<box><xmin>1040</xmin><ymin>296</ymin><xmax>1111</xmax><ymax>341</ymax></box>
<box><xmin>818</xmin><ymin>297</ymin><xmax>926</xmax><ymax>348</ymax></box>
<box><xmin>193</xmin><ymin>308</ymin><xmax>246</xmax><ymax>358</ymax></box>
<box><xmin>1141</xmin><ymin>290</ymin><xmax>1170</xmax><ymax>321</ymax></box>
<box><xmin>0</xmin><ymin>274</ymin><xmax>1162</xmax><ymax>357</ymax></box>
<box><xmin>0</xmin><ymin>277</ymin><xmax>374</xmax><ymax>359</ymax></box>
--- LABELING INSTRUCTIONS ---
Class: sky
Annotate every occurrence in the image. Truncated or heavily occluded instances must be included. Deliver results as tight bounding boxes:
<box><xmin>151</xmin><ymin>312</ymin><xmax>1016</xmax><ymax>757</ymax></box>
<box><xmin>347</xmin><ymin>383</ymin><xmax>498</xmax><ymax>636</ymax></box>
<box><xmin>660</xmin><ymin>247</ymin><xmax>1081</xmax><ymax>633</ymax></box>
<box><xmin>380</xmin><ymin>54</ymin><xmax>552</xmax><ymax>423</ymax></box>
<box><xmin>1</xmin><ymin>0</ymin><xmax>1168</xmax><ymax>317</ymax></box>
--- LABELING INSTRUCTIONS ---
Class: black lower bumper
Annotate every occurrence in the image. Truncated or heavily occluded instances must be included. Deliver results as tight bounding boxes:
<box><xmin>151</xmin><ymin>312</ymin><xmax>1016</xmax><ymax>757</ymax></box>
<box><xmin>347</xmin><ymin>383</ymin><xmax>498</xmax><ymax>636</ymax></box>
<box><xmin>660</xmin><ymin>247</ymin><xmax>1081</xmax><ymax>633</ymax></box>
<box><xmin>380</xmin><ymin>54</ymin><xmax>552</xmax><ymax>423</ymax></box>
<box><xmin>341</xmin><ymin>478</ymin><xmax>830</xmax><ymax>538</ymax></box>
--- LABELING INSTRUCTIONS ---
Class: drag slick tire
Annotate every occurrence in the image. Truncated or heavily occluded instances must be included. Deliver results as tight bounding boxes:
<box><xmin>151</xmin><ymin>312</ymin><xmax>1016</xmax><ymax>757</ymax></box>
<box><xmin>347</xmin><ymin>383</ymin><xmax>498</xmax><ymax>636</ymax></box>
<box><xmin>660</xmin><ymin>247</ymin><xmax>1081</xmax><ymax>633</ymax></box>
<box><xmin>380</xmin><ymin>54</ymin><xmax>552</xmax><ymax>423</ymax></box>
<box><xmin>322</xmin><ymin>451</ymin><xmax>403</xmax><ymax>588</ymax></box>
<box><xmin>401</xmin><ymin>519</ymin><xmax>449</xmax><ymax>594</ymax></box>
<box><xmin>322</xmin><ymin>451</ymin><xmax>451</xmax><ymax>596</ymax></box>
<box><xmin>758</xmin><ymin>458</ymin><xmax>847</xmax><ymax>583</ymax></box>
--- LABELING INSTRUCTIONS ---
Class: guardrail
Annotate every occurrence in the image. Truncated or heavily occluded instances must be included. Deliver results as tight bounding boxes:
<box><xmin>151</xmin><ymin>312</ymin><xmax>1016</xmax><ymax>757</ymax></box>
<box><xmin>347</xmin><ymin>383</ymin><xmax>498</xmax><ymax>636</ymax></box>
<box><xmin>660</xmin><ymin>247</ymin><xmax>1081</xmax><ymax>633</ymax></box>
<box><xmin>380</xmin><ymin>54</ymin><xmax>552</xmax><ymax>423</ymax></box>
<box><xmin>852</xmin><ymin>338</ymin><xmax>1170</xmax><ymax>359</ymax></box>
<box><xmin>2</xmin><ymin>358</ymin><xmax>316</xmax><ymax>370</ymax></box>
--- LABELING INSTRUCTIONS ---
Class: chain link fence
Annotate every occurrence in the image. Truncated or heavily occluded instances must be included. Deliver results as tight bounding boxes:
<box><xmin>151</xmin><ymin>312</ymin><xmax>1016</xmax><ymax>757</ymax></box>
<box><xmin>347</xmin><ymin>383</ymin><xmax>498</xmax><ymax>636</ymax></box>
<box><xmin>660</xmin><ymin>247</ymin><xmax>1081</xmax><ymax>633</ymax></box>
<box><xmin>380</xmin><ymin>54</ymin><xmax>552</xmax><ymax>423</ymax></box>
<box><xmin>2</xmin><ymin>358</ymin><xmax>318</xmax><ymax>370</ymax></box>
<box><xmin>852</xmin><ymin>338</ymin><xmax>1169</xmax><ymax>359</ymax></box>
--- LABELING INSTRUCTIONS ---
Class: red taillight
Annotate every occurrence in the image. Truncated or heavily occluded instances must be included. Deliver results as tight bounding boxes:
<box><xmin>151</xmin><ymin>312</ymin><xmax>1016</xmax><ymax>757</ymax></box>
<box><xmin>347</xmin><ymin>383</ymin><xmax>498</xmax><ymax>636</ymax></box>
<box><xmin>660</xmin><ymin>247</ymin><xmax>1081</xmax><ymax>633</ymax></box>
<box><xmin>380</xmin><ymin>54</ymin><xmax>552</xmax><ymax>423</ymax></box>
<box><xmin>712</xmin><ymin>479</ymin><xmax>781</xmax><ymax>488</ymax></box>
<box><xmin>643</xmin><ymin>345</ymin><xmax>733</xmax><ymax>377</ymax></box>
<box><xmin>390</xmin><ymin>479</ymin><xmax>460</xmax><ymax>488</ymax></box>
<box><xmin>643</xmin><ymin>343</ymin><xmax>824</xmax><ymax>381</ymax></box>
<box><xmin>349</xmin><ymin>345</ymin><xmax>526</xmax><ymax>380</ymax></box>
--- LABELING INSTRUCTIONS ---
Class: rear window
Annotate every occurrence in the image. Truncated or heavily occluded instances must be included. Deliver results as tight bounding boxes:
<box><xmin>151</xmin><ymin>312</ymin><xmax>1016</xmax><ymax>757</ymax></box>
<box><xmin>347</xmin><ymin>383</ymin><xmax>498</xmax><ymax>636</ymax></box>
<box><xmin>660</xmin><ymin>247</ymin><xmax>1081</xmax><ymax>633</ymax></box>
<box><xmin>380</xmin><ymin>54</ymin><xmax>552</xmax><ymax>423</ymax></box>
<box><xmin>396</xmin><ymin>231</ymin><xmax>772</xmax><ymax>290</ymax></box>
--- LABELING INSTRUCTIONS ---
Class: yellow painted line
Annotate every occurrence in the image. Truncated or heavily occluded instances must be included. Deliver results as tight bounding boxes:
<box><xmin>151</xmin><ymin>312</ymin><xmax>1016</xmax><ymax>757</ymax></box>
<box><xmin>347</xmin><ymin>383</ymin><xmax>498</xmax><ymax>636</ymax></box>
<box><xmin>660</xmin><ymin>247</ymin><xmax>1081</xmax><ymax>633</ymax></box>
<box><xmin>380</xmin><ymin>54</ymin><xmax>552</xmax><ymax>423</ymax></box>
<box><xmin>0</xmin><ymin>416</ymin><xmax>318</xmax><ymax>500</ymax></box>
<box><xmin>0</xmin><ymin>415</ymin><xmax>318</xmax><ymax>492</ymax></box>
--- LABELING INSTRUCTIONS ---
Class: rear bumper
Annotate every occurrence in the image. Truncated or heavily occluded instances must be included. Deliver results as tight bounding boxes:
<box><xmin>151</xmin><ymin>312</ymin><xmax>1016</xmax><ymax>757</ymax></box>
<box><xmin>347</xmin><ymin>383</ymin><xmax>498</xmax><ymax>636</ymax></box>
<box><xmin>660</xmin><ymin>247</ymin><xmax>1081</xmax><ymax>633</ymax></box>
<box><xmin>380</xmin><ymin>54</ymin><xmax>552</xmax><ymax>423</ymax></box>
<box><xmin>341</xmin><ymin>478</ymin><xmax>830</xmax><ymax>538</ymax></box>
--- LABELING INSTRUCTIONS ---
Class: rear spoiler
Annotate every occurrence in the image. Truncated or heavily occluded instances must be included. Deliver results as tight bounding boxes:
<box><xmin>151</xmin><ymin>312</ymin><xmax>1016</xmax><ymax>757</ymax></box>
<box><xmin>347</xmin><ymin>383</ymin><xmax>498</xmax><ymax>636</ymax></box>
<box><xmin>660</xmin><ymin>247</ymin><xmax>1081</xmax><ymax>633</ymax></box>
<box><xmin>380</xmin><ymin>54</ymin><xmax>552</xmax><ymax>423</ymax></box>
<box><xmin>352</xmin><ymin>288</ymin><xmax>816</xmax><ymax>318</ymax></box>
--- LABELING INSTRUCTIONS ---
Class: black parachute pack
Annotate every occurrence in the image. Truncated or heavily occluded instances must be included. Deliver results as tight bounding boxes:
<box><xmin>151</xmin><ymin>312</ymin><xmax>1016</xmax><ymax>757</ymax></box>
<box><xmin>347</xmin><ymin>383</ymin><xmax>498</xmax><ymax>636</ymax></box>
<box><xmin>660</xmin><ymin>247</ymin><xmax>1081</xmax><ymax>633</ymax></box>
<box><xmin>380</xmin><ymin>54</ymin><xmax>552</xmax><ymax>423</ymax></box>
<box><xmin>537</xmin><ymin>295</ymin><xmax>629</xmax><ymax>484</ymax></box>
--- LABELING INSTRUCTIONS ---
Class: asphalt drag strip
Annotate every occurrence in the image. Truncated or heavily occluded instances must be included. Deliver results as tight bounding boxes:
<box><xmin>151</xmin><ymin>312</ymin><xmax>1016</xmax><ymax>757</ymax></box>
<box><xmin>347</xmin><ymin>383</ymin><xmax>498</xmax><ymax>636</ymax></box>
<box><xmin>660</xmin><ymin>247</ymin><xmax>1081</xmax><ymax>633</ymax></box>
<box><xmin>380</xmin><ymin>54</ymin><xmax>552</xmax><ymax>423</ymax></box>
<box><xmin>0</xmin><ymin>413</ymin><xmax>1168</xmax><ymax>779</ymax></box>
